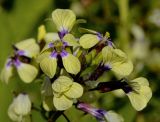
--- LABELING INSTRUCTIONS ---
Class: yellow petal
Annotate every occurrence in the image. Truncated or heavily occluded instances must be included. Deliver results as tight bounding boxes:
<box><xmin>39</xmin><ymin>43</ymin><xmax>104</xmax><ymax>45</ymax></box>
<box><xmin>45</xmin><ymin>33</ymin><xmax>60</xmax><ymax>43</ymax></box>
<box><xmin>127</xmin><ymin>92</ymin><xmax>147</xmax><ymax>111</ymax></box>
<box><xmin>113</xmin><ymin>49</ymin><xmax>127</xmax><ymax>60</ymax></box>
<box><xmin>102</xmin><ymin>46</ymin><xmax>114</xmax><ymax>63</ymax></box>
<box><xmin>36</xmin><ymin>51</ymin><xmax>51</xmax><ymax>63</ymax></box>
<box><xmin>52</xmin><ymin>76</ymin><xmax>73</xmax><ymax>93</ymax></box>
<box><xmin>8</xmin><ymin>102</ymin><xmax>21</xmax><ymax>121</ymax></box>
<box><xmin>104</xmin><ymin>111</ymin><xmax>124</xmax><ymax>122</ymax></box>
<box><xmin>14</xmin><ymin>94</ymin><xmax>31</xmax><ymax>115</ymax></box>
<box><xmin>37</xmin><ymin>25</ymin><xmax>46</xmax><ymax>42</ymax></box>
<box><xmin>52</xmin><ymin>9</ymin><xmax>76</xmax><ymax>31</ymax></box>
<box><xmin>53</xmin><ymin>95</ymin><xmax>73</xmax><ymax>110</ymax></box>
<box><xmin>1</xmin><ymin>63</ymin><xmax>13</xmax><ymax>83</ymax></box>
<box><xmin>131</xmin><ymin>77</ymin><xmax>149</xmax><ymax>86</ymax></box>
<box><xmin>140</xmin><ymin>86</ymin><xmax>152</xmax><ymax>102</ymax></box>
<box><xmin>102</xmin><ymin>46</ymin><xmax>127</xmax><ymax>64</ymax></box>
<box><xmin>111</xmin><ymin>60</ymin><xmax>133</xmax><ymax>76</ymax></box>
<box><xmin>17</xmin><ymin>63</ymin><xmax>38</xmax><ymax>83</ymax></box>
<box><xmin>40</xmin><ymin>55</ymin><xmax>57</xmax><ymax>78</ymax></box>
<box><xmin>63</xmin><ymin>34</ymin><xmax>79</xmax><ymax>46</ymax></box>
<box><xmin>79</xmin><ymin>34</ymin><xmax>100</xmax><ymax>49</ymax></box>
<box><xmin>131</xmin><ymin>77</ymin><xmax>152</xmax><ymax>102</ymax></box>
<box><xmin>126</xmin><ymin>77</ymin><xmax>152</xmax><ymax>111</ymax></box>
<box><xmin>15</xmin><ymin>38</ymin><xmax>40</xmax><ymax>58</ymax></box>
<box><xmin>62</xmin><ymin>53</ymin><xmax>81</xmax><ymax>75</ymax></box>
<box><xmin>65</xmin><ymin>82</ymin><xmax>83</xmax><ymax>98</ymax></box>
<box><xmin>102</xmin><ymin>46</ymin><xmax>133</xmax><ymax>76</ymax></box>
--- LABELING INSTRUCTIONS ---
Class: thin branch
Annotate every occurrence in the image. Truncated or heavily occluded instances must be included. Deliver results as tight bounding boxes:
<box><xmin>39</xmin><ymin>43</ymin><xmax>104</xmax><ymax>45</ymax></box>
<box><xmin>62</xmin><ymin>113</ymin><xmax>70</xmax><ymax>122</ymax></box>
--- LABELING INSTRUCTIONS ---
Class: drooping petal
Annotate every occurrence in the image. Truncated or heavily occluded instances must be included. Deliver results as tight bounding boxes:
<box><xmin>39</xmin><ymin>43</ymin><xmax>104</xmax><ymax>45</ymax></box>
<box><xmin>104</xmin><ymin>111</ymin><xmax>124</xmax><ymax>122</ymax></box>
<box><xmin>17</xmin><ymin>63</ymin><xmax>38</xmax><ymax>83</ymax></box>
<box><xmin>53</xmin><ymin>95</ymin><xmax>73</xmax><ymax>110</ymax></box>
<box><xmin>65</xmin><ymin>82</ymin><xmax>83</xmax><ymax>98</ymax></box>
<box><xmin>127</xmin><ymin>92</ymin><xmax>147</xmax><ymax>111</ymax></box>
<box><xmin>1</xmin><ymin>59</ymin><xmax>13</xmax><ymax>83</ymax></box>
<box><xmin>61</xmin><ymin>51</ymin><xmax>81</xmax><ymax>75</ymax></box>
<box><xmin>40</xmin><ymin>52</ymin><xmax>57</xmax><ymax>78</ymax></box>
<box><xmin>102</xmin><ymin>46</ymin><xmax>133</xmax><ymax>76</ymax></box>
<box><xmin>79</xmin><ymin>34</ymin><xmax>100</xmax><ymax>49</ymax></box>
<box><xmin>52</xmin><ymin>9</ymin><xmax>76</xmax><ymax>32</ymax></box>
<box><xmin>140</xmin><ymin>86</ymin><xmax>152</xmax><ymax>102</ymax></box>
<box><xmin>52</xmin><ymin>76</ymin><xmax>73</xmax><ymax>93</ymax></box>
<box><xmin>15</xmin><ymin>38</ymin><xmax>40</xmax><ymax>58</ymax></box>
<box><xmin>130</xmin><ymin>77</ymin><xmax>152</xmax><ymax>104</ymax></box>
<box><xmin>131</xmin><ymin>77</ymin><xmax>149</xmax><ymax>87</ymax></box>
<box><xmin>63</xmin><ymin>34</ymin><xmax>79</xmax><ymax>46</ymax></box>
<box><xmin>111</xmin><ymin>60</ymin><xmax>133</xmax><ymax>76</ymax></box>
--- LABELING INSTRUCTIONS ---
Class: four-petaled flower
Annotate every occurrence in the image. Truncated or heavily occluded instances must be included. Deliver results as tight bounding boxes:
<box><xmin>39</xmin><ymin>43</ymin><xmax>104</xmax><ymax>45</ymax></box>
<box><xmin>37</xmin><ymin>9</ymin><xmax>81</xmax><ymax>78</ymax></box>
<box><xmin>1</xmin><ymin>39</ymin><xmax>39</xmax><ymax>83</ymax></box>
<box><xmin>52</xmin><ymin>76</ymin><xmax>83</xmax><ymax>110</ymax></box>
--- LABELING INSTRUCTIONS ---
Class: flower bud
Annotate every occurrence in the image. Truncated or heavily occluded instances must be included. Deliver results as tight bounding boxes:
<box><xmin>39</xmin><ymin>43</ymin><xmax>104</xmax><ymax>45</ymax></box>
<box><xmin>8</xmin><ymin>94</ymin><xmax>31</xmax><ymax>122</ymax></box>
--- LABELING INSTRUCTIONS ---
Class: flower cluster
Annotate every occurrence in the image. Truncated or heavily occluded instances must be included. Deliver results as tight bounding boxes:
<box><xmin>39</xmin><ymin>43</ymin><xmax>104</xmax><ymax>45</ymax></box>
<box><xmin>1</xmin><ymin>9</ymin><xmax>152</xmax><ymax>122</ymax></box>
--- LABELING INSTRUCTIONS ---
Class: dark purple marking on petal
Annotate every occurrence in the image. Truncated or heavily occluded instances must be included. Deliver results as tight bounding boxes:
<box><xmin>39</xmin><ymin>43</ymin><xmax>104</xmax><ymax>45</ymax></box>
<box><xmin>60</xmin><ymin>50</ymin><xmax>68</xmax><ymax>57</ymax></box>
<box><xmin>17</xmin><ymin>50</ymin><xmax>25</xmax><ymax>56</ymax></box>
<box><xmin>77</xmin><ymin>102</ymin><xmax>104</xmax><ymax>121</ymax></box>
<box><xmin>50</xmin><ymin>51</ymin><xmax>58</xmax><ymax>58</ymax></box>
<box><xmin>103</xmin><ymin>64</ymin><xmax>111</xmax><ymax>70</ymax></box>
<box><xmin>48</xmin><ymin>43</ymin><xmax>54</xmax><ymax>48</ymax></box>
<box><xmin>97</xmin><ymin>32</ymin><xmax>103</xmax><ymax>41</ymax></box>
<box><xmin>58</xmin><ymin>29</ymin><xmax>68</xmax><ymax>39</ymax></box>
<box><xmin>97</xmin><ymin>109</ymin><xmax>106</xmax><ymax>115</ymax></box>
<box><xmin>6</xmin><ymin>59</ymin><xmax>13</xmax><ymax>67</ymax></box>
<box><xmin>107</xmin><ymin>40</ymin><xmax>114</xmax><ymax>47</ymax></box>
<box><xmin>13</xmin><ymin>58</ymin><xmax>21</xmax><ymax>67</ymax></box>
<box><xmin>121</xmin><ymin>81</ymin><xmax>133</xmax><ymax>94</ymax></box>
<box><xmin>62</xmin><ymin>41</ymin><xmax>68</xmax><ymax>47</ymax></box>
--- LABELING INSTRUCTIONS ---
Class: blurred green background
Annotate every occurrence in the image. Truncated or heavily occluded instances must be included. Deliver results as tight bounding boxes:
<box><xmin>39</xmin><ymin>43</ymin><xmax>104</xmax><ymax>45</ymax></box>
<box><xmin>0</xmin><ymin>0</ymin><xmax>160</xmax><ymax>122</ymax></box>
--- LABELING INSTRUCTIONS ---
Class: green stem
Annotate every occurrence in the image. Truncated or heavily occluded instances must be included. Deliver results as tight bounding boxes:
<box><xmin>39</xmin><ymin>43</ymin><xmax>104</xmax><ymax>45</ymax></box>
<box><xmin>62</xmin><ymin>113</ymin><xmax>70</xmax><ymax>122</ymax></box>
<box><xmin>48</xmin><ymin>111</ymin><xmax>63</xmax><ymax>122</ymax></box>
<box><xmin>117</xmin><ymin>0</ymin><xmax>130</xmax><ymax>53</ymax></box>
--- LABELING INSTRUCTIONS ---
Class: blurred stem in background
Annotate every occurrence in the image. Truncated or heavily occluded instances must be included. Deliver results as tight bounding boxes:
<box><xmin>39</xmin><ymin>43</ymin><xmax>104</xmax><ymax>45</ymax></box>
<box><xmin>117</xmin><ymin>0</ymin><xmax>130</xmax><ymax>54</ymax></box>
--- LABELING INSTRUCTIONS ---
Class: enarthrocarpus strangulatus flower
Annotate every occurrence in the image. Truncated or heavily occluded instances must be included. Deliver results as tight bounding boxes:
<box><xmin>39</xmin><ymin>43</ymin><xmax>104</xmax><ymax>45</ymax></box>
<box><xmin>0</xmin><ymin>8</ymin><xmax>152</xmax><ymax>122</ymax></box>
<box><xmin>76</xmin><ymin>102</ymin><xmax>124</xmax><ymax>122</ymax></box>
<box><xmin>37</xmin><ymin>9</ymin><xmax>81</xmax><ymax>78</ymax></box>
<box><xmin>1</xmin><ymin>39</ymin><xmax>39</xmax><ymax>83</ymax></box>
